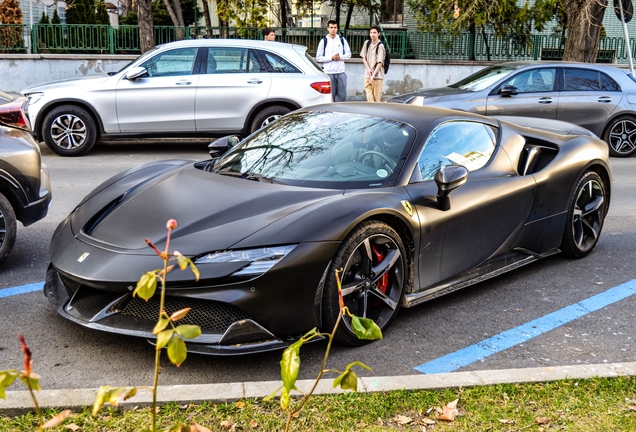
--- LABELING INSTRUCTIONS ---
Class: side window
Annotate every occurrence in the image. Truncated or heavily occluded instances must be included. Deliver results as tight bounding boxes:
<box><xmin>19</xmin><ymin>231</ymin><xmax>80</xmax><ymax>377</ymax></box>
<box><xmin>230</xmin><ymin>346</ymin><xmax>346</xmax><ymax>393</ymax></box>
<box><xmin>600</xmin><ymin>72</ymin><xmax>621</xmax><ymax>91</ymax></box>
<box><xmin>502</xmin><ymin>68</ymin><xmax>556</xmax><ymax>93</ymax></box>
<box><xmin>205</xmin><ymin>48</ymin><xmax>261</xmax><ymax>74</ymax></box>
<box><xmin>415</xmin><ymin>122</ymin><xmax>497</xmax><ymax>182</ymax></box>
<box><xmin>140</xmin><ymin>48</ymin><xmax>197</xmax><ymax>77</ymax></box>
<box><xmin>259</xmin><ymin>50</ymin><xmax>301</xmax><ymax>73</ymax></box>
<box><xmin>563</xmin><ymin>68</ymin><xmax>603</xmax><ymax>91</ymax></box>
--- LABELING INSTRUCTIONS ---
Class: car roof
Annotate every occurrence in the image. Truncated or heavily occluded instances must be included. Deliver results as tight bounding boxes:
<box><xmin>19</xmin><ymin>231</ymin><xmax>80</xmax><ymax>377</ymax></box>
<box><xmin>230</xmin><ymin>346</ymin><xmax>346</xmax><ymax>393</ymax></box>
<box><xmin>157</xmin><ymin>39</ymin><xmax>308</xmax><ymax>51</ymax></box>
<box><xmin>495</xmin><ymin>60</ymin><xmax>630</xmax><ymax>74</ymax></box>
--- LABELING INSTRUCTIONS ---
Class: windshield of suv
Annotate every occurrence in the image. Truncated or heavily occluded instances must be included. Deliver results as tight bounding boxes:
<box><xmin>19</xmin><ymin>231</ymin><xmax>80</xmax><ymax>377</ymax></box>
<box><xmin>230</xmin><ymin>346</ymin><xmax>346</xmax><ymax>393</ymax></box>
<box><xmin>449</xmin><ymin>66</ymin><xmax>515</xmax><ymax>91</ymax></box>
<box><xmin>209</xmin><ymin>111</ymin><xmax>415</xmax><ymax>189</ymax></box>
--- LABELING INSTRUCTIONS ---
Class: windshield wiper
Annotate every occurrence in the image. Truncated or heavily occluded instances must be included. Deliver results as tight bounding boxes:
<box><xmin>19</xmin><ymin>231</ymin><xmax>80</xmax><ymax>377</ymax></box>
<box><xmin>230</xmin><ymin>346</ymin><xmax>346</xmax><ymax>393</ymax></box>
<box><xmin>240</xmin><ymin>172</ymin><xmax>286</xmax><ymax>185</ymax></box>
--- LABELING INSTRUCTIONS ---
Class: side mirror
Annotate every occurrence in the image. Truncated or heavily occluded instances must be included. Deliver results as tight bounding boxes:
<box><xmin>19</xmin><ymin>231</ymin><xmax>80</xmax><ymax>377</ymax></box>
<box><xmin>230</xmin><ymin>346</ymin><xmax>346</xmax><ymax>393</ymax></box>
<box><xmin>208</xmin><ymin>135</ymin><xmax>241</xmax><ymax>158</ymax></box>
<box><xmin>434</xmin><ymin>164</ymin><xmax>468</xmax><ymax>211</ymax></box>
<box><xmin>125</xmin><ymin>66</ymin><xmax>148</xmax><ymax>81</ymax></box>
<box><xmin>499</xmin><ymin>85</ymin><xmax>518</xmax><ymax>97</ymax></box>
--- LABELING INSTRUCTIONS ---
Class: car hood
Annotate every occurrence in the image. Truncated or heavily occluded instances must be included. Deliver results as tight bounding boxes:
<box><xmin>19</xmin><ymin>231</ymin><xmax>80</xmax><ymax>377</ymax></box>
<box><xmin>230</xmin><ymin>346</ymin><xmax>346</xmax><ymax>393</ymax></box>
<box><xmin>389</xmin><ymin>86</ymin><xmax>474</xmax><ymax>104</ymax></box>
<box><xmin>22</xmin><ymin>74</ymin><xmax>112</xmax><ymax>93</ymax></box>
<box><xmin>71</xmin><ymin>163</ymin><xmax>343</xmax><ymax>254</ymax></box>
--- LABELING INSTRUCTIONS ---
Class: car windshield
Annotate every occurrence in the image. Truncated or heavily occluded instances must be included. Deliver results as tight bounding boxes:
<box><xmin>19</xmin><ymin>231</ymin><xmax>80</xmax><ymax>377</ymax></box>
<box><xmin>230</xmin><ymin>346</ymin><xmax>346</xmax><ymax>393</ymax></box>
<box><xmin>209</xmin><ymin>111</ymin><xmax>416</xmax><ymax>189</ymax></box>
<box><xmin>449</xmin><ymin>66</ymin><xmax>515</xmax><ymax>91</ymax></box>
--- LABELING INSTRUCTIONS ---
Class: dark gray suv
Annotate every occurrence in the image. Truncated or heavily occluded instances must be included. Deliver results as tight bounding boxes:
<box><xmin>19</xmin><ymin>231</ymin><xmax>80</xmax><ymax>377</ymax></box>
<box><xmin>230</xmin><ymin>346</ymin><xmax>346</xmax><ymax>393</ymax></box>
<box><xmin>0</xmin><ymin>91</ymin><xmax>51</xmax><ymax>266</ymax></box>
<box><xmin>389</xmin><ymin>61</ymin><xmax>636</xmax><ymax>157</ymax></box>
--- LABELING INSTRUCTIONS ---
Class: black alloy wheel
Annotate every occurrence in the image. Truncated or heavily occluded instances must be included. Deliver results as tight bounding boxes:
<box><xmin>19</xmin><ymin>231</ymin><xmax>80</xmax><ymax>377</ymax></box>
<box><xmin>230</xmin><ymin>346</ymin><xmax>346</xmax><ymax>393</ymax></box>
<box><xmin>42</xmin><ymin>105</ymin><xmax>97</xmax><ymax>156</ymax></box>
<box><xmin>250</xmin><ymin>105</ymin><xmax>291</xmax><ymax>133</ymax></box>
<box><xmin>0</xmin><ymin>193</ymin><xmax>17</xmax><ymax>266</ymax></box>
<box><xmin>604</xmin><ymin>116</ymin><xmax>636</xmax><ymax>157</ymax></box>
<box><xmin>323</xmin><ymin>220</ymin><xmax>406</xmax><ymax>346</ymax></box>
<box><xmin>560</xmin><ymin>171</ymin><xmax>607</xmax><ymax>258</ymax></box>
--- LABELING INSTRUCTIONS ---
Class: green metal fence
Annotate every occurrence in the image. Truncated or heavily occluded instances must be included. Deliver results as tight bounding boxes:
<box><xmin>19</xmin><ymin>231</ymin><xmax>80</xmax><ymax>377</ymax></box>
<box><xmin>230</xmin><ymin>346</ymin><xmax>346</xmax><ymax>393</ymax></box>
<box><xmin>2</xmin><ymin>24</ymin><xmax>636</xmax><ymax>64</ymax></box>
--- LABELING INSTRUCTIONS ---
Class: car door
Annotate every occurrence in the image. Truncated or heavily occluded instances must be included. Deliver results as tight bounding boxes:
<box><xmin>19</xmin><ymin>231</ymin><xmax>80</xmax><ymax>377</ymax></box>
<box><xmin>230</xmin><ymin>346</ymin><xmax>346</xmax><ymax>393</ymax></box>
<box><xmin>195</xmin><ymin>47</ymin><xmax>271</xmax><ymax>131</ymax></box>
<box><xmin>116</xmin><ymin>47</ymin><xmax>198</xmax><ymax>132</ymax></box>
<box><xmin>556</xmin><ymin>67</ymin><xmax>622</xmax><ymax>136</ymax></box>
<box><xmin>404</xmin><ymin>121</ymin><xmax>536</xmax><ymax>290</ymax></box>
<box><xmin>486</xmin><ymin>67</ymin><xmax>558</xmax><ymax>119</ymax></box>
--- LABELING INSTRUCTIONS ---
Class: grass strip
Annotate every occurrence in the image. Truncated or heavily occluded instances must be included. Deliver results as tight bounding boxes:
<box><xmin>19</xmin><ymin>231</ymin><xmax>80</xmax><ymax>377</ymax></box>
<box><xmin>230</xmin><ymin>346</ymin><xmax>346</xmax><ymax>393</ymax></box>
<box><xmin>1</xmin><ymin>376</ymin><xmax>635</xmax><ymax>431</ymax></box>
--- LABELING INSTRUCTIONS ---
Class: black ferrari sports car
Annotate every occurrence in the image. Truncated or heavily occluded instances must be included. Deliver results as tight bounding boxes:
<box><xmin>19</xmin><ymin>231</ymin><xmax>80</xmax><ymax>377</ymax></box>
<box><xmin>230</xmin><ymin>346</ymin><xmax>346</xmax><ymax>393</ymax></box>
<box><xmin>44</xmin><ymin>103</ymin><xmax>611</xmax><ymax>355</ymax></box>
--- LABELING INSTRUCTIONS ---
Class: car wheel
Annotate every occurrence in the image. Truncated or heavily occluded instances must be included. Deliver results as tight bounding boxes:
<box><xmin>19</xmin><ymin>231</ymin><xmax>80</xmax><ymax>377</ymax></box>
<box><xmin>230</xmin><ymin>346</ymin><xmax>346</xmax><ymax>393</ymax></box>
<box><xmin>0</xmin><ymin>193</ymin><xmax>17</xmax><ymax>267</ymax></box>
<box><xmin>603</xmin><ymin>116</ymin><xmax>636</xmax><ymax>157</ymax></box>
<box><xmin>42</xmin><ymin>105</ymin><xmax>97</xmax><ymax>156</ymax></box>
<box><xmin>250</xmin><ymin>106</ymin><xmax>291</xmax><ymax>133</ymax></box>
<box><xmin>560</xmin><ymin>171</ymin><xmax>607</xmax><ymax>258</ymax></box>
<box><xmin>322</xmin><ymin>220</ymin><xmax>406</xmax><ymax>346</ymax></box>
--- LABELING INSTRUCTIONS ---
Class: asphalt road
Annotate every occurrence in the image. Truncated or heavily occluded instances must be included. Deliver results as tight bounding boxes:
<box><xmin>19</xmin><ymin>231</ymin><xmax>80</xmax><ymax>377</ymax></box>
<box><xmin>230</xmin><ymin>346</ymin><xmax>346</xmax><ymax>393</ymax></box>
<box><xmin>1</xmin><ymin>140</ymin><xmax>635</xmax><ymax>390</ymax></box>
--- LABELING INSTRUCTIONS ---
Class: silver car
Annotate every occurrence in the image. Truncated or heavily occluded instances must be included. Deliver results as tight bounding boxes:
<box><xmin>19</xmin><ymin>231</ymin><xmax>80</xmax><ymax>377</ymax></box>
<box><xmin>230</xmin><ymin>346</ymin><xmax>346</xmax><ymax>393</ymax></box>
<box><xmin>22</xmin><ymin>39</ymin><xmax>332</xmax><ymax>156</ymax></box>
<box><xmin>389</xmin><ymin>61</ymin><xmax>636</xmax><ymax>157</ymax></box>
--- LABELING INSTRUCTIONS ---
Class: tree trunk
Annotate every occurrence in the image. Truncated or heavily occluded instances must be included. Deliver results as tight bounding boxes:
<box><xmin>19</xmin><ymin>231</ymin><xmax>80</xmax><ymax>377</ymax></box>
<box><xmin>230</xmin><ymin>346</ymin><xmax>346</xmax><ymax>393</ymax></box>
<box><xmin>345</xmin><ymin>3</ymin><xmax>354</xmax><ymax>29</ymax></box>
<box><xmin>162</xmin><ymin>0</ymin><xmax>185</xmax><ymax>27</ymax></box>
<box><xmin>335</xmin><ymin>0</ymin><xmax>342</xmax><ymax>28</ymax></box>
<box><xmin>202</xmin><ymin>0</ymin><xmax>212</xmax><ymax>28</ymax></box>
<box><xmin>562</xmin><ymin>0</ymin><xmax>608</xmax><ymax>62</ymax></box>
<box><xmin>138</xmin><ymin>0</ymin><xmax>154</xmax><ymax>53</ymax></box>
<box><xmin>280</xmin><ymin>0</ymin><xmax>288</xmax><ymax>28</ymax></box>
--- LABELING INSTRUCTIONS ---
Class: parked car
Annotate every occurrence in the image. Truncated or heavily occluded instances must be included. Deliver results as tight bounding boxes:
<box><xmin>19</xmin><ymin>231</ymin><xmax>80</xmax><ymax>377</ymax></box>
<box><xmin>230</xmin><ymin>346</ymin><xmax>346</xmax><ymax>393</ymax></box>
<box><xmin>389</xmin><ymin>61</ymin><xmax>636</xmax><ymax>157</ymax></box>
<box><xmin>0</xmin><ymin>91</ymin><xmax>51</xmax><ymax>266</ymax></box>
<box><xmin>44</xmin><ymin>103</ymin><xmax>610</xmax><ymax>354</ymax></box>
<box><xmin>22</xmin><ymin>40</ymin><xmax>332</xmax><ymax>157</ymax></box>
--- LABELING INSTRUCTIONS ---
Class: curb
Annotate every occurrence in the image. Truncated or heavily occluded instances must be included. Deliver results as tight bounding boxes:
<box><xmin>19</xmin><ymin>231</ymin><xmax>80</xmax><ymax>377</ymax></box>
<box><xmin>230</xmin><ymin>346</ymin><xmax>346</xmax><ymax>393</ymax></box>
<box><xmin>2</xmin><ymin>362</ymin><xmax>636</xmax><ymax>416</ymax></box>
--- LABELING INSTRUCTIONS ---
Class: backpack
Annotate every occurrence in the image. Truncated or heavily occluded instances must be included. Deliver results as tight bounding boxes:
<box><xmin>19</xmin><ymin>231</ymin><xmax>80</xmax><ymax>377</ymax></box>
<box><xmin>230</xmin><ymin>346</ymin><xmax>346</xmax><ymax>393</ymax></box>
<box><xmin>321</xmin><ymin>35</ymin><xmax>346</xmax><ymax>56</ymax></box>
<box><xmin>364</xmin><ymin>40</ymin><xmax>390</xmax><ymax>74</ymax></box>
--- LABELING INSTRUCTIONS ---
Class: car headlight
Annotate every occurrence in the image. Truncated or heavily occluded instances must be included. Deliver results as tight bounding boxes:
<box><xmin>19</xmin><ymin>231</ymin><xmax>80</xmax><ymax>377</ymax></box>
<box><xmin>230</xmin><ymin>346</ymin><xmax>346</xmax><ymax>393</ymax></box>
<box><xmin>26</xmin><ymin>93</ymin><xmax>44</xmax><ymax>105</ymax></box>
<box><xmin>195</xmin><ymin>245</ymin><xmax>297</xmax><ymax>277</ymax></box>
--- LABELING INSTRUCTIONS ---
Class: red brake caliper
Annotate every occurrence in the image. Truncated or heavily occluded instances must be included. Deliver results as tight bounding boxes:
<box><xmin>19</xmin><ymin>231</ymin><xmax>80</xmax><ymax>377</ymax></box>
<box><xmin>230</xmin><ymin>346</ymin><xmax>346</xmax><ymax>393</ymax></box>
<box><xmin>371</xmin><ymin>245</ymin><xmax>389</xmax><ymax>294</ymax></box>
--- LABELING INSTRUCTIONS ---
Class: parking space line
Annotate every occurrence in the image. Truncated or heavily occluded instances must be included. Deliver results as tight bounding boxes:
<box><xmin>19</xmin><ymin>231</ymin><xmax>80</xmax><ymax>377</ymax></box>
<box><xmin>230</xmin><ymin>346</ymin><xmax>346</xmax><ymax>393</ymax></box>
<box><xmin>0</xmin><ymin>282</ymin><xmax>44</xmax><ymax>299</ymax></box>
<box><xmin>414</xmin><ymin>278</ymin><xmax>636</xmax><ymax>374</ymax></box>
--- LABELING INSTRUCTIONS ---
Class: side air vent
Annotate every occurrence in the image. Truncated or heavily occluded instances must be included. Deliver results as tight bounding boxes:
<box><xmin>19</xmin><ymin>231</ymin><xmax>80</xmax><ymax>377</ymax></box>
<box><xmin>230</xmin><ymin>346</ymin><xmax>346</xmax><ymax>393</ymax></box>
<box><xmin>517</xmin><ymin>140</ymin><xmax>559</xmax><ymax>175</ymax></box>
<box><xmin>82</xmin><ymin>195</ymin><xmax>125</xmax><ymax>235</ymax></box>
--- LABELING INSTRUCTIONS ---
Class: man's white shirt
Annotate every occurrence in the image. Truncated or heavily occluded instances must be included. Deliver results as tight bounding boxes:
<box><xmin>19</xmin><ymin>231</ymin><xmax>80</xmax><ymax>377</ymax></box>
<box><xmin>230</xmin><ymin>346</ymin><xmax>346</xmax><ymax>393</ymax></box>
<box><xmin>316</xmin><ymin>35</ymin><xmax>352</xmax><ymax>74</ymax></box>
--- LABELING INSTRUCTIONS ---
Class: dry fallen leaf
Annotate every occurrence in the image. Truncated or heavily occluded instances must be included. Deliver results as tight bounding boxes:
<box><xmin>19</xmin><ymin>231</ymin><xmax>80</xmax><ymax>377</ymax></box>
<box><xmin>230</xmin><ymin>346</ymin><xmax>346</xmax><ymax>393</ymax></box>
<box><xmin>65</xmin><ymin>424</ymin><xmax>80</xmax><ymax>431</ymax></box>
<box><xmin>41</xmin><ymin>410</ymin><xmax>72</xmax><ymax>429</ymax></box>
<box><xmin>376</xmin><ymin>417</ymin><xmax>384</xmax><ymax>426</ymax></box>
<box><xmin>220</xmin><ymin>420</ymin><xmax>232</xmax><ymax>430</ymax></box>
<box><xmin>190</xmin><ymin>424</ymin><xmax>213</xmax><ymax>432</ymax></box>
<box><xmin>437</xmin><ymin>398</ymin><xmax>459</xmax><ymax>421</ymax></box>
<box><xmin>249</xmin><ymin>419</ymin><xmax>258</xmax><ymax>428</ymax></box>
<box><xmin>536</xmin><ymin>416</ymin><xmax>550</xmax><ymax>424</ymax></box>
<box><xmin>628</xmin><ymin>405</ymin><xmax>636</xmax><ymax>411</ymax></box>
<box><xmin>421</xmin><ymin>417</ymin><xmax>436</xmax><ymax>425</ymax></box>
<box><xmin>499</xmin><ymin>419</ymin><xmax>514</xmax><ymax>424</ymax></box>
<box><xmin>393</xmin><ymin>415</ymin><xmax>412</xmax><ymax>425</ymax></box>
<box><xmin>236</xmin><ymin>401</ymin><xmax>245</xmax><ymax>409</ymax></box>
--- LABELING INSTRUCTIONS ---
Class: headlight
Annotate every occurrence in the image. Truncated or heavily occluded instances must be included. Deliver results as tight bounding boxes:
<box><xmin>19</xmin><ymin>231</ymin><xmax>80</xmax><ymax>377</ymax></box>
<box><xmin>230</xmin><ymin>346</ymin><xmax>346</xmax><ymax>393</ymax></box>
<box><xmin>195</xmin><ymin>245</ymin><xmax>297</xmax><ymax>277</ymax></box>
<box><xmin>26</xmin><ymin>93</ymin><xmax>44</xmax><ymax>105</ymax></box>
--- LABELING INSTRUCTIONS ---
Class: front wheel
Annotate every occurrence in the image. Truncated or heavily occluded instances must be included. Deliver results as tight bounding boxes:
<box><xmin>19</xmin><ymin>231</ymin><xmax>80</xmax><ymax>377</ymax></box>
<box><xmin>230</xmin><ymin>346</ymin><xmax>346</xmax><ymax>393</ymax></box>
<box><xmin>250</xmin><ymin>106</ymin><xmax>291</xmax><ymax>133</ymax></box>
<box><xmin>42</xmin><ymin>105</ymin><xmax>97</xmax><ymax>156</ymax></box>
<box><xmin>603</xmin><ymin>115</ymin><xmax>636</xmax><ymax>157</ymax></box>
<box><xmin>560</xmin><ymin>171</ymin><xmax>607</xmax><ymax>258</ymax></box>
<box><xmin>0</xmin><ymin>193</ymin><xmax>17</xmax><ymax>267</ymax></box>
<box><xmin>322</xmin><ymin>220</ymin><xmax>407</xmax><ymax>346</ymax></box>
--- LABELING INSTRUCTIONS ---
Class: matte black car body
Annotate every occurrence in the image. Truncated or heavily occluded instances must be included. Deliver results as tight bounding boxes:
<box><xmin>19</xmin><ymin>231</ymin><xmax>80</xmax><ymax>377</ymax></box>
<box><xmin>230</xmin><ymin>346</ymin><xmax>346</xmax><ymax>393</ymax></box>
<box><xmin>44</xmin><ymin>103</ymin><xmax>611</xmax><ymax>354</ymax></box>
<box><xmin>0</xmin><ymin>91</ymin><xmax>52</xmax><ymax>266</ymax></box>
<box><xmin>389</xmin><ymin>61</ymin><xmax>636</xmax><ymax>157</ymax></box>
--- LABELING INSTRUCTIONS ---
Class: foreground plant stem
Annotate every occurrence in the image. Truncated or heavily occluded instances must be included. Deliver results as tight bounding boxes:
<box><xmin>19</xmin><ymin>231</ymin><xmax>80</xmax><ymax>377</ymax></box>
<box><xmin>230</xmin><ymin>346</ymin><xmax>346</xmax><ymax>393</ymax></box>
<box><xmin>284</xmin><ymin>307</ymin><xmax>343</xmax><ymax>432</ymax></box>
<box><xmin>25</xmin><ymin>377</ymin><xmax>43</xmax><ymax>427</ymax></box>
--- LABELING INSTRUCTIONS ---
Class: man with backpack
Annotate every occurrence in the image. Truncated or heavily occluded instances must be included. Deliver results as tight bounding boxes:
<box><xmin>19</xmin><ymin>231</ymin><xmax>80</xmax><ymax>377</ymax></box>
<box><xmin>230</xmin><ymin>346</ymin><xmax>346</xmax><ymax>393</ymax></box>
<box><xmin>316</xmin><ymin>20</ymin><xmax>351</xmax><ymax>102</ymax></box>
<box><xmin>361</xmin><ymin>26</ymin><xmax>387</xmax><ymax>102</ymax></box>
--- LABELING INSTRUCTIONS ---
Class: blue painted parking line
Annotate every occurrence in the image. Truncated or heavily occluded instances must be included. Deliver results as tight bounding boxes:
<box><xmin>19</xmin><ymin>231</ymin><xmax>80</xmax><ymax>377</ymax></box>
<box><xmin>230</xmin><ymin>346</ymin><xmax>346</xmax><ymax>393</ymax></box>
<box><xmin>414</xmin><ymin>278</ymin><xmax>636</xmax><ymax>374</ymax></box>
<box><xmin>0</xmin><ymin>282</ymin><xmax>44</xmax><ymax>299</ymax></box>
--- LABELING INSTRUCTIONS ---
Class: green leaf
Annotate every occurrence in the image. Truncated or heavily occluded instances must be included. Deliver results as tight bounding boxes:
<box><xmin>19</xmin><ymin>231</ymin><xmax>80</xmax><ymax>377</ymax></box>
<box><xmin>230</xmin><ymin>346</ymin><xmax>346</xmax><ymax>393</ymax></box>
<box><xmin>156</xmin><ymin>329</ymin><xmax>174</xmax><ymax>350</ymax></box>
<box><xmin>167</xmin><ymin>335</ymin><xmax>187</xmax><ymax>366</ymax></box>
<box><xmin>123</xmin><ymin>387</ymin><xmax>137</xmax><ymax>401</ymax></box>
<box><xmin>262</xmin><ymin>385</ymin><xmax>283</xmax><ymax>402</ymax></box>
<box><xmin>176</xmin><ymin>253</ymin><xmax>188</xmax><ymax>271</ymax></box>
<box><xmin>0</xmin><ymin>370</ymin><xmax>18</xmax><ymax>399</ymax></box>
<box><xmin>133</xmin><ymin>271</ymin><xmax>157</xmax><ymax>301</ymax></box>
<box><xmin>153</xmin><ymin>316</ymin><xmax>170</xmax><ymax>334</ymax></box>
<box><xmin>175</xmin><ymin>325</ymin><xmax>202</xmax><ymax>339</ymax></box>
<box><xmin>189</xmin><ymin>261</ymin><xmax>200</xmax><ymax>281</ymax></box>
<box><xmin>333</xmin><ymin>369</ymin><xmax>358</xmax><ymax>391</ymax></box>
<box><xmin>19</xmin><ymin>374</ymin><xmax>40</xmax><ymax>391</ymax></box>
<box><xmin>350</xmin><ymin>315</ymin><xmax>383</xmax><ymax>340</ymax></box>
<box><xmin>280</xmin><ymin>340</ymin><xmax>302</xmax><ymax>393</ymax></box>
<box><xmin>280</xmin><ymin>388</ymin><xmax>291</xmax><ymax>410</ymax></box>
<box><xmin>92</xmin><ymin>386</ymin><xmax>125</xmax><ymax>416</ymax></box>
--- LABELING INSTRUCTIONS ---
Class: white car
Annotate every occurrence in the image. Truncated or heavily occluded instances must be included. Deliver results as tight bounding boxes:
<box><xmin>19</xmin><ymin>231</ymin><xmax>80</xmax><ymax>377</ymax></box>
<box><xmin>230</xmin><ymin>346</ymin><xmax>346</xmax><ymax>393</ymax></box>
<box><xmin>22</xmin><ymin>39</ymin><xmax>332</xmax><ymax>156</ymax></box>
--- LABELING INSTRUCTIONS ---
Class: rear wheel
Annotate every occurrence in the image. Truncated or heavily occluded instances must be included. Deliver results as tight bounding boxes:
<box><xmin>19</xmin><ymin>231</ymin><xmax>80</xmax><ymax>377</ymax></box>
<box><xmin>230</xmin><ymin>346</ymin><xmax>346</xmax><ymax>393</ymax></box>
<box><xmin>603</xmin><ymin>115</ymin><xmax>636</xmax><ymax>157</ymax></box>
<box><xmin>560</xmin><ymin>171</ymin><xmax>607</xmax><ymax>258</ymax></box>
<box><xmin>322</xmin><ymin>220</ymin><xmax>406</xmax><ymax>346</ymax></box>
<box><xmin>42</xmin><ymin>105</ymin><xmax>97</xmax><ymax>156</ymax></box>
<box><xmin>250</xmin><ymin>106</ymin><xmax>290</xmax><ymax>133</ymax></box>
<box><xmin>0</xmin><ymin>193</ymin><xmax>17</xmax><ymax>267</ymax></box>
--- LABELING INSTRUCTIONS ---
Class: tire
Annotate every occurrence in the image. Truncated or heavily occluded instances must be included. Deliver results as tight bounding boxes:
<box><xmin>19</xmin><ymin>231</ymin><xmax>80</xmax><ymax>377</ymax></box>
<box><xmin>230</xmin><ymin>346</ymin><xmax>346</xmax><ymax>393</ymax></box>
<box><xmin>603</xmin><ymin>115</ymin><xmax>636</xmax><ymax>158</ymax></box>
<box><xmin>0</xmin><ymin>193</ymin><xmax>17</xmax><ymax>267</ymax></box>
<box><xmin>560</xmin><ymin>171</ymin><xmax>607</xmax><ymax>258</ymax></box>
<box><xmin>250</xmin><ymin>106</ymin><xmax>291</xmax><ymax>133</ymax></box>
<box><xmin>322</xmin><ymin>220</ymin><xmax>407</xmax><ymax>346</ymax></box>
<box><xmin>42</xmin><ymin>105</ymin><xmax>98</xmax><ymax>156</ymax></box>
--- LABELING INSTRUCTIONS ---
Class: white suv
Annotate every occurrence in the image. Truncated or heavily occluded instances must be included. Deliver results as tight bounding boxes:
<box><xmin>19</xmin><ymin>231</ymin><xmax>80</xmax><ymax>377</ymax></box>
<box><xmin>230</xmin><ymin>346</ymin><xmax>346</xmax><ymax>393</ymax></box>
<box><xmin>22</xmin><ymin>39</ymin><xmax>332</xmax><ymax>156</ymax></box>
